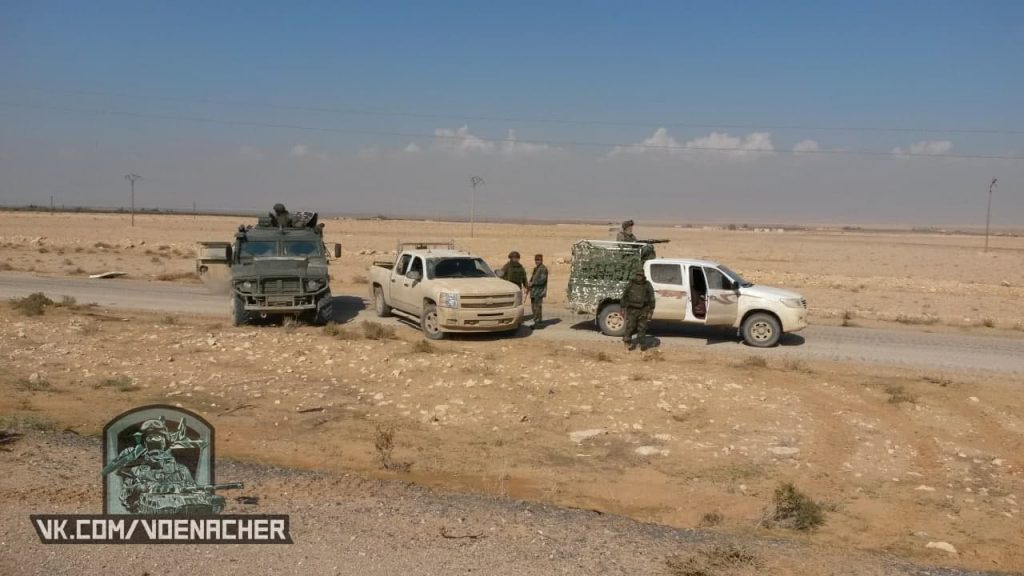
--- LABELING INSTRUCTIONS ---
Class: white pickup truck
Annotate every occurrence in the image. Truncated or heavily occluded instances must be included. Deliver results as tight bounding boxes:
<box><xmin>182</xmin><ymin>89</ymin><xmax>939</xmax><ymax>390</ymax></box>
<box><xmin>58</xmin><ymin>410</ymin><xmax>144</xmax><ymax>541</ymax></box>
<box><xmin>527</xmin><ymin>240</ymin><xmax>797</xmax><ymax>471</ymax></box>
<box><xmin>567</xmin><ymin>240</ymin><xmax>808</xmax><ymax>347</ymax></box>
<box><xmin>370</xmin><ymin>242</ymin><xmax>525</xmax><ymax>339</ymax></box>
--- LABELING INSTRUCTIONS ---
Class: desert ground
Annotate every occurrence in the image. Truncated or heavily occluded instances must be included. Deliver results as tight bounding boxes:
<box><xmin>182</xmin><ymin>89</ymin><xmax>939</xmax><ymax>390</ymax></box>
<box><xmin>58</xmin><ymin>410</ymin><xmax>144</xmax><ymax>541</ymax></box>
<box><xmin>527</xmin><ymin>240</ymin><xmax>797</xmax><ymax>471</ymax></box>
<box><xmin>2</xmin><ymin>211</ymin><xmax>1024</xmax><ymax>574</ymax></box>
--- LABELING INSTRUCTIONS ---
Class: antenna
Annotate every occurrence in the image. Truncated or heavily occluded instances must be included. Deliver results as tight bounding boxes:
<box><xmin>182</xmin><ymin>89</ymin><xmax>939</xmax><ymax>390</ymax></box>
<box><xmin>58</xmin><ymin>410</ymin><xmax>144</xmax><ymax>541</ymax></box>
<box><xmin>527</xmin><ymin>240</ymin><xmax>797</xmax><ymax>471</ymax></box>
<box><xmin>124</xmin><ymin>173</ymin><xmax>142</xmax><ymax>227</ymax></box>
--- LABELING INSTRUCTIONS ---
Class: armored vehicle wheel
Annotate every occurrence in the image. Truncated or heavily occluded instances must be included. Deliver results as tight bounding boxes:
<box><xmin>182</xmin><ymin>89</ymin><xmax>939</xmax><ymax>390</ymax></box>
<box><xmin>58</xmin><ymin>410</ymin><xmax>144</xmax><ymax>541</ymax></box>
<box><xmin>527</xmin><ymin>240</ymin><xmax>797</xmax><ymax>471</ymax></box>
<box><xmin>597</xmin><ymin>303</ymin><xmax>627</xmax><ymax>337</ymax></box>
<box><xmin>373</xmin><ymin>286</ymin><xmax>392</xmax><ymax>317</ymax></box>
<box><xmin>232</xmin><ymin>295</ymin><xmax>248</xmax><ymax>327</ymax></box>
<box><xmin>742</xmin><ymin>312</ymin><xmax>781</xmax><ymax>347</ymax></box>
<box><xmin>314</xmin><ymin>294</ymin><xmax>334</xmax><ymax>325</ymax></box>
<box><xmin>421</xmin><ymin>304</ymin><xmax>445</xmax><ymax>340</ymax></box>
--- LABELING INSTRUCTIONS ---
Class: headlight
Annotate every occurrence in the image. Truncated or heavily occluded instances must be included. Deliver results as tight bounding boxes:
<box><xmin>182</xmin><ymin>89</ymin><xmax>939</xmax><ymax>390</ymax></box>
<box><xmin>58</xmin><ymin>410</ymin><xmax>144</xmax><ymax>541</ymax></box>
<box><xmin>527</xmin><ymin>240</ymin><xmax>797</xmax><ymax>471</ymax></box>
<box><xmin>781</xmin><ymin>297</ymin><xmax>805</xmax><ymax>309</ymax></box>
<box><xmin>439</xmin><ymin>291</ymin><xmax>459</xmax><ymax>309</ymax></box>
<box><xmin>239</xmin><ymin>281</ymin><xmax>253</xmax><ymax>292</ymax></box>
<box><xmin>514</xmin><ymin>291</ymin><xmax>522</xmax><ymax>306</ymax></box>
<box><xmin>307</xmin><ymin>279</ymin><xmax>321</xmax><ymax>291</ymax></box>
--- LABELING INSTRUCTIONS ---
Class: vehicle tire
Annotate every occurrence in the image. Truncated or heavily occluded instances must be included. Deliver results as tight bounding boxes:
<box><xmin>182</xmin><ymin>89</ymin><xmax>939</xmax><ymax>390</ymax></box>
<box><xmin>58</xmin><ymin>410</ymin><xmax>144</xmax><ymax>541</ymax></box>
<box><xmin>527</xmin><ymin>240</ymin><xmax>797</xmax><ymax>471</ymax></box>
<box><xmin>597</xmin><ymin>303</ymin><xmax>627</xmax><ymax>337</ymax></box>
<box><xmin>373</xmin><ymin>286</ymin><xmax>392</xmax><ymax>317</ymax></box>
<box><xmin>741</xmin><ymin>312</ymin><xmax>781</xmax><ymax>348</ymax></box>
<box><xmin>314</xmin><ymin>294</ymin><xmax>334</xmax><ymax>325</ymax></box>
<box><xmin>420</xmin><ymin>303</ymin><xmax>445</xmax><ymax>340</ymax></box>
<box><xmin>232</xmin><ymin>295</ymin><xmax>248</xmax><ymax>327</ymax></box>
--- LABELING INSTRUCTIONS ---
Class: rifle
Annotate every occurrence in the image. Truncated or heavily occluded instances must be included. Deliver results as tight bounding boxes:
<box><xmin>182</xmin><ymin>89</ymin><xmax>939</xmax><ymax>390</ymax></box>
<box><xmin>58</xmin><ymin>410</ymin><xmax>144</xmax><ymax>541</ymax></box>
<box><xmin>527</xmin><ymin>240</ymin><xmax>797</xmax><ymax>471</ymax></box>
<box><xmin>192</xmin><ymin>482</ymin><xmax>245</xmax><ymax>492</ymax></box>
<box><xmin>637</xmin><ymin>239</ymin><xmax>670</xmax><ymax>244</ymax></box>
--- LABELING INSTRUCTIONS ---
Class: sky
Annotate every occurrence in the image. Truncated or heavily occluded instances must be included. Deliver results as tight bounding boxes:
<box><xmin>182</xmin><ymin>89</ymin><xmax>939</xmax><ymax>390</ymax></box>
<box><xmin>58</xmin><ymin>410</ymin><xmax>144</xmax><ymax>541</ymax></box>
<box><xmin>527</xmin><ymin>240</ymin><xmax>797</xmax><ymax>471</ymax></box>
<box><xmin>1</xmin><ymin>1</ymin><xmax>1022</xmax><ymax>226</ymax></box>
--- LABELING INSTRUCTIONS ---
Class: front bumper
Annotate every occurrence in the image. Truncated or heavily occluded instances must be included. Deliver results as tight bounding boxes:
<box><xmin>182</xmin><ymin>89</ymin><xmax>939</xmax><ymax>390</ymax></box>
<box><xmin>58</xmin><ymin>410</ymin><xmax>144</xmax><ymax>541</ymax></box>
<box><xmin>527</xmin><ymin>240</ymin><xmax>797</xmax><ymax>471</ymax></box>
<box><xmin>781</xmin><ymin>308</ymin><xmax>809</xmax><ymax>333</ymax></box>
<box><xmin>436</xmin><ymin>305</ymin><xmax>524</xmax><ymax>332</ymax></box>
<box><xmin>235</xmin><ymin>288</ymin><xmax>329</xmax><ymax>312</ymax></box>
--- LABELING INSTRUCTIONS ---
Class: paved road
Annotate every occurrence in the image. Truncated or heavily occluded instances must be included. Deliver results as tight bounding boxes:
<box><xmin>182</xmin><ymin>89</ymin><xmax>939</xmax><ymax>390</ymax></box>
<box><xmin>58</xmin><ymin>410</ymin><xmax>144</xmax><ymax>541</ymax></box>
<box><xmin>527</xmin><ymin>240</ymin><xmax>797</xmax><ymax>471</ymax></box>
<box><xmin>3</xmin><ymin>272</ymin><xmax>1023</xmax><ymax>375</ymax></box>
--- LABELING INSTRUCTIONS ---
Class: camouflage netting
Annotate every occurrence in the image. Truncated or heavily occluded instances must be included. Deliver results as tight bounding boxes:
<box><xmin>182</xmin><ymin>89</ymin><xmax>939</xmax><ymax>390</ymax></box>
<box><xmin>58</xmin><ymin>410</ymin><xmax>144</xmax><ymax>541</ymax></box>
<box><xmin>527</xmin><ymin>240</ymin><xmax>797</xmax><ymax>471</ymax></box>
<box><xmin>566</xmin><ymin>240</ymin><xmax>651</xmax><ymax>314</ymax></box>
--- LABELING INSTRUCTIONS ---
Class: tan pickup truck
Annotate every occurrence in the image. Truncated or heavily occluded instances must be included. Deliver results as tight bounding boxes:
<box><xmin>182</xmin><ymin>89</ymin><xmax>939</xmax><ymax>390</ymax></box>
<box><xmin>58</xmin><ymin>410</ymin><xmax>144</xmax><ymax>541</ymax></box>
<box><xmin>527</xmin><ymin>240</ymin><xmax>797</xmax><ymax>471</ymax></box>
<box><xmin>370</xmin><ymin>242</ymin><xmax>524</xmax><ymax>339</ymax></box>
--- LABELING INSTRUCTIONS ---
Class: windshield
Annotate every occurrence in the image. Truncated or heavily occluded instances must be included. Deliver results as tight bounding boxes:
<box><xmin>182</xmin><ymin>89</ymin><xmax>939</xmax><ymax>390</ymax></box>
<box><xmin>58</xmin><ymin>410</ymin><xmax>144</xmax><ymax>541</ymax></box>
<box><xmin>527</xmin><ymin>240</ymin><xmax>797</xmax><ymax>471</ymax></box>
<box><xmin>718</xmin><ymin>265</ymin><xmax>753</xmax><ymax>287</ymax></box>
<box><xmin>238</xmin><ymin>241</ymin><xmax>277</xmax><ymax>258</ymax></box>
<box><xmin>428</xmin><ymin>257</ymin><xmax>495</xmax><ymax>279</ymax></box>
<box><xmin>283</xmin><ymin>240</ymin><xmax>322</xmax><ymax>257</ymax></box>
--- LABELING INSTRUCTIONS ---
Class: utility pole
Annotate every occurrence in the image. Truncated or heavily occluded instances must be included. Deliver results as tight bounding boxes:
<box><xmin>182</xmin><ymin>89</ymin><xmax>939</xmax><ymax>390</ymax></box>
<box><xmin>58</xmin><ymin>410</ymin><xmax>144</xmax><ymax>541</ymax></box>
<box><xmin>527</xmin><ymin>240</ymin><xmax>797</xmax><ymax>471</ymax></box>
<box><xmin>124</xmin><ymin>173</ymin><xmax>142</xmax><ymax>227</ymax></box>
<box><xmin>469</xmin><ymin>176</ymin><xmax>485</xmax><ymax>238</ymax></box>
<box><xmin>193</xmin><ymin>200</ymin><xmax>197</xmax><ymax>220</ymax></box>
<box><xmin>985</xmin><ymin>178</ymin><xmax>997</xmax><ymax>253</ymax></box>
<box><xmin>50</xmin><ymin>195</ymin><xmax>54</xmax><ymax>213</ymax></box>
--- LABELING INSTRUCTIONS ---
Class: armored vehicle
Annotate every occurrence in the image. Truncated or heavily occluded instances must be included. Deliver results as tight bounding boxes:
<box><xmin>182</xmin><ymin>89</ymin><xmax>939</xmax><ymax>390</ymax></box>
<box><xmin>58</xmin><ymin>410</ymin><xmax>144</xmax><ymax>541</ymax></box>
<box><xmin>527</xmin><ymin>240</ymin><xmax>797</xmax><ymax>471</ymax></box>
<box><xmin>129</xmin><ymin>483</ymin><xmax>243</xmax><ymax>515</ymax></box>
<box><xmin>199</xmin><ymin>212</ymin><xmax>341</xmax><ymax>326</ymax></box>
<box><xmin>567</xmin><ymin>240</ymin><xmax>808</xmax><ymax>347</ymax></box>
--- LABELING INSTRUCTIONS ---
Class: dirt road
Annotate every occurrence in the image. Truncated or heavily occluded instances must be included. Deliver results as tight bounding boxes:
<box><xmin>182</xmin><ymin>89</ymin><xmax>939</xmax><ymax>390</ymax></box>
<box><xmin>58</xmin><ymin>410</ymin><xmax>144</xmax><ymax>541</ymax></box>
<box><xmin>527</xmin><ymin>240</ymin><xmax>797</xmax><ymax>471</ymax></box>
<box><xmin>3</xmin><ymin>271</ymin><xmax>1023</xmax><ymax>375</ymax></box>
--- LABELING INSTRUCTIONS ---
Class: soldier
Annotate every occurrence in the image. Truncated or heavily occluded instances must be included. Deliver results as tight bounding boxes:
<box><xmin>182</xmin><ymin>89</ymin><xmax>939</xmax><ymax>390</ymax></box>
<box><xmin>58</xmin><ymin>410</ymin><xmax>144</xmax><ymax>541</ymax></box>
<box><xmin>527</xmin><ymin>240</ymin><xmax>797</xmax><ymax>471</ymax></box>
<box><xmin>271</xmin><ymin>203</ymin><xmax>293</xmax><ymax>228</ymax></box>
<box><xmin>528</xmin><ymin>254</ymin><xmax>548</xmax><ymax>328</ymax></box>
<box><xmin>499</xmin><ymin>251</ymin><xmax>529</xmax><ymax>292</ymax></box>
<box><xmin>621</xmin><ymin>269</ymin><xmax>655</xmax><ymax>351</ymax></box>
<box><xmin>617</xmin><ymin>220</ymin><xmax>637</xmax><ymax>242</ymax></box>
<box><xmin>117</xmin><ymin>418</ymin><xmax>197</xmax><ymax>513</ymax></box>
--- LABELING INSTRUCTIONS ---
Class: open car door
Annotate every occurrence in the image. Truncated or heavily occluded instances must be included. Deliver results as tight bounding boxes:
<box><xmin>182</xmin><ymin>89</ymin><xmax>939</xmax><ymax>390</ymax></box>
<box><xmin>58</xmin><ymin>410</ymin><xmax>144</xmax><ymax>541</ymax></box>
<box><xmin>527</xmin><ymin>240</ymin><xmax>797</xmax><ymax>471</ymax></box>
<box><xmin>703</xmin><ymin>266</ymin><xmax>740</xmax><ymax>326</ymax></box>
<box><xmin>195</xmin><ymin>241</ymin><xmax>232</xmax><ymax>276</ymax></box>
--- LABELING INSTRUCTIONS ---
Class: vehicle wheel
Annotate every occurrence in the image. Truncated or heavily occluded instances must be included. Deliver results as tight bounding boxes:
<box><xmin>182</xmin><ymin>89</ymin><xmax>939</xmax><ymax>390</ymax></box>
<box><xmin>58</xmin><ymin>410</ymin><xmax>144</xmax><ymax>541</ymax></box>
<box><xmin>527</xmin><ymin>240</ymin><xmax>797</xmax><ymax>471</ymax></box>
<box><xmin>420</xmin><ymin>304</ymin><xmax>445</xmax><ymax>340</ymax></box>
<box><xmin>742</xmin><ymin>312</ymin><xmax>781</xmax><ymax>348</ymax></box>
<box><xmin>314</xmin><ymin>294</ymin><xmax>334</xmax><ymax>325</ymax></box>
<box><xmin>232</xmin><ymin>295</ymin><xmax>248</xmax><ymax>327</ymax></box>
<box><xmin>373</xmin><ymin>286</ymin><xmax>392</xmax><ymax>317</ymax></box>
<box><xmin>597</xmin><ymin>303</ymin><xmax>626</xmax><ymax>337</ymax></box>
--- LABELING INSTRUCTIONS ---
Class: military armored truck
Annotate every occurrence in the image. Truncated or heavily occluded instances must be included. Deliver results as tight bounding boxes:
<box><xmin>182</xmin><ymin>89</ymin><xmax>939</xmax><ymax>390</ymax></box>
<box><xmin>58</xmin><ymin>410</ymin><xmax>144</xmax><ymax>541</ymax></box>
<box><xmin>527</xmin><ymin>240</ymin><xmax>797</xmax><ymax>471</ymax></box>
<box><xmin>199</xmin><ymin>212</ymin><xmax>341</xmax><ymax>326</ymax></box>
<box><xmin>567</xmin><ymin>240</ymin><xmax>808</xmax><ymax>347</ymax></box>
<box><xmin>370</xmin><ymin>241</ymin><xmax>524</xmax><ymax>339</ymax></box>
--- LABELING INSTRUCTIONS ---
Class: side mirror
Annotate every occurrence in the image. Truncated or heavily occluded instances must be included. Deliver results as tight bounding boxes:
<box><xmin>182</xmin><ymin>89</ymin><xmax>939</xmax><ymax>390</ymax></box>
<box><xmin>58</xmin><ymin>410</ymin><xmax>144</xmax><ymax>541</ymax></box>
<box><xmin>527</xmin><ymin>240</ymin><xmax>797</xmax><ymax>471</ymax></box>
<box><xmin>731</xmin><ymin>280</ymin><xmax>740</xmax><ymax>291</ymax></box>
<box><xmin>407</xmin><ymin>270</ymin><xmax>422</xmax><ymax>282</ymax></box>
<box><xmin>334</xmin><ymin>243</ymin><xmax>342</xmax><ymax>258</ymax></box>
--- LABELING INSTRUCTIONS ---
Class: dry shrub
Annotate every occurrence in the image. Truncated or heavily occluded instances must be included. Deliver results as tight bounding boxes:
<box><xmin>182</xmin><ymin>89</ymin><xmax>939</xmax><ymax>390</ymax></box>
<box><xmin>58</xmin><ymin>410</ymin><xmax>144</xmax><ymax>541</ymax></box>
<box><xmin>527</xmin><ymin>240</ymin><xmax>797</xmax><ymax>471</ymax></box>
<box><xmin>781</xmin><ymin>358</ymin><xmax>812</xmax><ymax>373</ymax></box>
<box><xmin>978</xmin><ymin>317</ymin><xmax>995</xmax><ymax>328</ymax></box>
<box><xmin>0</xmin><ymin>261</ymin><xmax>12</xmax><ymax>271</ymax></box>
<box><xmin>351</xmin><ymin>274</ymin><xmax>370</xmax><ymax>285</ymax></box>
<box><xmin>11</xmin><ymin>292</ymin><xmax>54</xmax><ymax>316</ymax></box>
<box><xmin>642</xmin><ymin>349</ymin><xmax>665</xmax><ymax>362</ymax></box>
<box><xmin>374</xmin><ymin>424</ymin><xmax>411</xmax><ymax>472</ymax></box>
<box><xmin>362</xmin><ymin>321</ymin><xmax>396</xmax><ymax>340</ymax></box>
<box><xmin>760</xmin><ymin>482</ymin><xmax>825</xmax><ymax>531</ymax></box>
<box><xmin>894</xmin><ymin>313</ymin><xmax>939</xmax><ymax>325</ymax></box>
<box><xmin>323</xmin><ymin>322</ymin><xmax>355</xmax><ymax>340</ymax></box>
<box><xmin>665</xmin><ymin>543</ymin><xmax>758</xmax><ymax>576</ymax></box>
<box><xmin>411</xmin><ymin>339</ymin><xmax>436</xmax><ymax>353</ymax></box>
<box><xmin>161</xmin><ymin>315</ymin><xmax>178</xmax><ymax>325</ymax></box>
<box><xmin>0</xmin><ymin>414</ymin><xmax>56</xmax><ymax>432</ymax></box>
<box><xmin>93</xmin><ymin>375</ymin><xmax>138</xmax><ymax>392</ymax></box>
<box><xmin>741</xmin><ymin>355</ymin><xmax>768</xmax><ymax>369</ymax></box>
<box><xmin>841</xmin><ymin>310</ymin><xmax>855</xmax><ymax>327</ymax></box>
<box><xmin>581</xmin><ymin>349</ymin><xmax>612</xmax><ymax>362</ymax></box>
<box><xmin>15</xmin><ymin>377</ymin><xmax>54</xmax><ymax>392</ymax></box>
<box><xmin>885</xmin><ymin>384</ymin><xmax>917</xmax><ymax>405</ymax></box>
<box><xmin>699</xmin><ymin>511</ymin><xmax>723</xmax><ymax>527</ymax></box>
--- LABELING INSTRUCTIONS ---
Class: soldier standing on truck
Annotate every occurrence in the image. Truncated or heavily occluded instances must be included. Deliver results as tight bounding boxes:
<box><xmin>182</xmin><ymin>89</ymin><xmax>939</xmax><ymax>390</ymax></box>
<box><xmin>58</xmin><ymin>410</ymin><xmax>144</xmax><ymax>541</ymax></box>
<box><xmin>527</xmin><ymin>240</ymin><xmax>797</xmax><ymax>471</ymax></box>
<box><xmin>617</xmin><ymin>220</ymin><xmax>637</xmax><ymax>242</ymax></box>
<box><xmin>271</xmin><ymin>203</ymin><xmax>293</xmax><ymax>228</ymax></box>
<box><xmin>499</xmin><ymin>251</ymin><xmax>529</xmax><ymax>292</ymax></box>
<box><xmin>621</xmin><ymin>269</ymin><xmax>655</xmax><ymax>351</ymax></box>
<box><xmin>528</xmin><ymin>254</ymin><xmax>548</xmax><ymax>329</ymax></box>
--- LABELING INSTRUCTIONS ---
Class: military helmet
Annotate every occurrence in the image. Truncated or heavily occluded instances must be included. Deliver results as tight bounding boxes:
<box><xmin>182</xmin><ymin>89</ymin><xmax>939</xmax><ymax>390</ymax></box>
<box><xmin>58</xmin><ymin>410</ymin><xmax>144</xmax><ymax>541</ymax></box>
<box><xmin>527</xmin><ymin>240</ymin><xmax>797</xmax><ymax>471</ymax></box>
<box><xmin>622</xmin><ymin>219</ymin><xmax>634</xmax><ymax>229</ymax></box>
<box><xmin>139</xmin><ymin>418</ymin><xmax>170</xmax><ymax>438</ymax></box>
<box><xmin>273</xmin><ymin>203</ymin><xmax>287</xmax><ymax>214</ymax></box>
<box><xmin>508</xmin><ymin>251</ymin><xmax>520</xmax><ymax>259</ymax></box>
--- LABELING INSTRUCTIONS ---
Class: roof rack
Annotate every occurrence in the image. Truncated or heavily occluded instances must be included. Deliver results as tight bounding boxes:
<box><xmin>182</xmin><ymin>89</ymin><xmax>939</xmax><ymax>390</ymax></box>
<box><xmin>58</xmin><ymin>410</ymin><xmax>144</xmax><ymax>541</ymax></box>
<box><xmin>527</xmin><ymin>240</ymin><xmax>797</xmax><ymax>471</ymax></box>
<box><xmin>396</xmin><ymin>240</ymin><xmax>457</xmax><ymax>252</ymax></box>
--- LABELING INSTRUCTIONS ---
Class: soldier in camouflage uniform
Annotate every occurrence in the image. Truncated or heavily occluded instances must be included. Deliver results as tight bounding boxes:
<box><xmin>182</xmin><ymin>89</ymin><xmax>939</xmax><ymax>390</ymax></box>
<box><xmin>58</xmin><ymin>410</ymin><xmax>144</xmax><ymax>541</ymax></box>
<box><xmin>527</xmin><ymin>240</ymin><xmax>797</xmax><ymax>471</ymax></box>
<box><xmin>528</xmin><ymin>254</ymin><xmax>548</xmax><ymax>328</ymax></box>
<box><xmin>499</xmin><ymin>251</ymin><xmax>529</xmax><ymax>291</ymax></box>
<box><xmin>117</xmin><ymin>419</ymin><xmax>198</xmax><ymax>513</ymax></box>
<box><xmin>616</xmin><ymin>220</ymin><xmax>637</xmax><ymax>242</ymax></box>
<box><xmin>621</xmin><ymin>269</ymin><xmax>655</xmax><ymax>351</ymax></box>
<box><xmin>271</xmin><ymin>203</ymin><xmax>293</xmax><ymax>228</ymax></box>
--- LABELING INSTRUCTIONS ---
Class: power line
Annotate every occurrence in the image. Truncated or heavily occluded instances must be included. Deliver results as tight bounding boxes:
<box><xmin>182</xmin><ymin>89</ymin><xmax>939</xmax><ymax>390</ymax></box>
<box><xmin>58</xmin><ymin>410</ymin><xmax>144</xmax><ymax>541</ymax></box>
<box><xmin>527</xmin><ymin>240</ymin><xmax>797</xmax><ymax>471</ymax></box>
<box><xmin>6</xmin><ymin>85</ymin><xmax>1024</xmax><ymax>136</ymax></box>
<box><xmin>2</xmin><ymin>100</ymin><xmax>1022</xmax><ymax>161</ymax></box>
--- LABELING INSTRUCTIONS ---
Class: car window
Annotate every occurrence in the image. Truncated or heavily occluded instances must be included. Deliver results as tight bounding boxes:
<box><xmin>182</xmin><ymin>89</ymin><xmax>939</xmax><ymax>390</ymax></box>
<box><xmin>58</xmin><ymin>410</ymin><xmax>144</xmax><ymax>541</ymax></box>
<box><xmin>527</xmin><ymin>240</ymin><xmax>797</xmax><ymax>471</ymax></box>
<box><xmin>282</xmin><ymin>241</ymin><xmax>321</xmax><ymax>257</ymax></box>
<box><xmin>649</xmin><ymin>263</ymin><xmax>683</xmax><ymax>285</ymax></box>
<box><xmin>396</xmin><ymin>254</ymin><xmax>412</xmax><ymax>275</ymax></box>
<box><xmin>238</xmin><ymin>241</ymin><xmax>276</xmax><ymax>258</ymax></box>
<box><xmin>428</xmin><ymin>258</ymin><xmax>495</xmax><ymax>278</ymax></box>
<box><xmin>704</xmin><ymin>267</ymin><xmax>733</xmax><ymax>290</ymax></box>
<box><xmin>407</xmin><ymin>256</ymin><xmax>423</xmax><ymax>277</ymax></box>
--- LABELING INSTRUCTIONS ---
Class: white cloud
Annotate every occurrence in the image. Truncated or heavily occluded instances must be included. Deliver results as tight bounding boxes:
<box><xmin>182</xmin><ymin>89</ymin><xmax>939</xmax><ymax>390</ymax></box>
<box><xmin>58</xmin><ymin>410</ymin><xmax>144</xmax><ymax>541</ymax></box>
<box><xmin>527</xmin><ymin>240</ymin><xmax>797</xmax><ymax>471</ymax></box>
<box><xmin>610</xmin><ymin>128</ymin><xmax>774</xmax><ymax>160</ymax></box>
<box><xmin>892</xmin><ymin>140</ymin><xmax>953</xmax><ymax>156</ymax></box>
<box><xmin>793</xmin><ymin>139</ymin><xmax>820</xmax><ymax>153</ymax></box>
<box><xmin>432</xmin><ymin>125</ymin><xmax>495</xmax><ymax>156</ymax></box>
<box><xmin>290</xmin><ymin>144</ymin><xmax>309</xmax><ymax>157</ymax></box>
